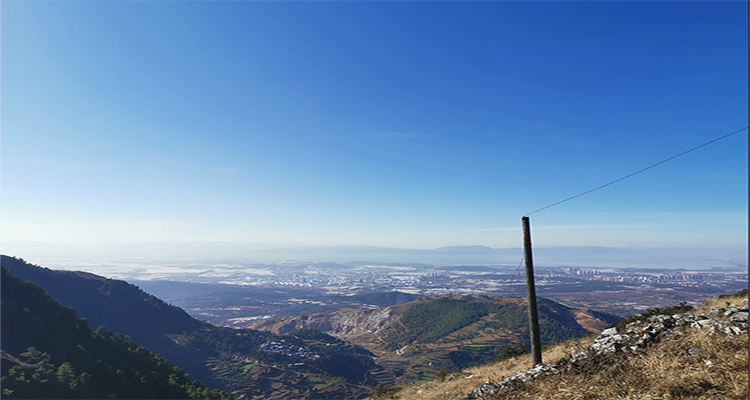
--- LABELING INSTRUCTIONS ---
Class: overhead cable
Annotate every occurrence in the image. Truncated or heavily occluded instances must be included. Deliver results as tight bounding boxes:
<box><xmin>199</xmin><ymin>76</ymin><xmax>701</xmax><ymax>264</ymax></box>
<box><xmin>524</xmin><ymin>127</ymin><xmax>748</xmax><ymax>216</ymax></box>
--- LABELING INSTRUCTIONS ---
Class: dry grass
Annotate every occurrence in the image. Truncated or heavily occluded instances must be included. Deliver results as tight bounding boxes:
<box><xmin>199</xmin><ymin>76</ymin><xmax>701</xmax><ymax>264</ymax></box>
<box><xmin>370</xmin><ymin>335</ymin><xmax>596</xmax><ymax>400</ymax></box>
<box><xmin>506</xmin><ymin>328</ymin><xmax>748</xmax><ymax>400</ymax></box>
<box><xmin>370</xmin><ymin>292</ymin><xmax>749</xmax><ymax>400</ymax></box>
<box><xmin>702</xmin><ymin>295</ymin><xmax>748</xmax><ymax>314</ymax></box>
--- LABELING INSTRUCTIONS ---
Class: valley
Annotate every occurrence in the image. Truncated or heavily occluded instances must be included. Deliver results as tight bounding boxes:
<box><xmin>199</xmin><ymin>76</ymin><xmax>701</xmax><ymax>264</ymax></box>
<box><xmin>237</xmin><ymin>295</ymin><xmax>619</xmax><ymax>387</ymax></box>
<box><xmin>2</xmin><ymin>255</ymin><xmax>747</xmax><ymax>399</ymax></box>
<box><xmin>122</xmin><ymin>260</ymin><xmax>747</xmax><ymax>325</ymax></box>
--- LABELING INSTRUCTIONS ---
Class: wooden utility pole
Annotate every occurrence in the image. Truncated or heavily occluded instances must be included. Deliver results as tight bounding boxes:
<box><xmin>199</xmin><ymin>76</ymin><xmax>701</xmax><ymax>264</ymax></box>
<box><xmin>522</xmin><ymin>216</ymin><xmax>542</xmax><ymax>365</ymax></box>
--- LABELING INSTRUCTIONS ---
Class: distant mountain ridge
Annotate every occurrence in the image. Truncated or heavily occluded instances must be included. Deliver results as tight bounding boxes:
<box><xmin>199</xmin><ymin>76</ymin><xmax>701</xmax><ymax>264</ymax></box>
<box><xmin>262</xmin><ymin>245</ymin><xmax>644</xmax><ymax>256</ymax></box>
<box><xmin>1</xmin><ymin>255</ymin><xmax>204</xmax><ymax>342</ymax></box>
<box><xmin>7</xmin><ymin>243</ymin><xmax>743</xmax><ymax>270</ymax></box>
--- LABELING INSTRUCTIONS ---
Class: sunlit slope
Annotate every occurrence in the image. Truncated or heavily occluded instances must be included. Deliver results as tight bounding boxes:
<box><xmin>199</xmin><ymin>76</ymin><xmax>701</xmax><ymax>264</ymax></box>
<box><xmin>246</xmin><ymin>294</ymin><xmax>620</xmax><ymax>385</ymax></box>
<box><xmin>369</xmin><ymin>291</ymin><xmax>749</xmax><ymax>400</ymax></box>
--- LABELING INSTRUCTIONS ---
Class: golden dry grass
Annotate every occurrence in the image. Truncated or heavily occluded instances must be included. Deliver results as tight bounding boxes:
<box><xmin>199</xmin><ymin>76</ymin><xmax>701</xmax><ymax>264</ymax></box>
<box><xmin>702</xmin><ymin>295</ymin><xmax>749</xmax><ymax>314</ymax></box>
<box><xmin>370</xmin><ymin>292</ymin><xmax>749</xmax><ymax>400</ymax></box>
<box><xmin>503</xmin><ymin>327</ymin><xmax>748</xmax><ymax>400</ymax></box>
<box><xmin>369</xmin><ymin>335</ymin><xmax>597</xmax><ymax>400</ymax></box>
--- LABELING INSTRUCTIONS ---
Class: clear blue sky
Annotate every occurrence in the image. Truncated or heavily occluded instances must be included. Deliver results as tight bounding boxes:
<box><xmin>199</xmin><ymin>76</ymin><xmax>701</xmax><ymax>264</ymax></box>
<box><xmin>2</xmin><ymin>1</ymin><xmax>747</xmax><ymax>255</ymax></box>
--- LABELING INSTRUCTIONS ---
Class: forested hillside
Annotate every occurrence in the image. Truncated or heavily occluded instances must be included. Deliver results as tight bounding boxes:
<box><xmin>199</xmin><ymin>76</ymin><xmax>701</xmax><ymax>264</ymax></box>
<box><xmin>369</xmin><ymin>295</ymin><xmax>614</xmax><ymax>376</ymax></box>
<box><xmin>244</xmin><ymin>294</ymin><xmax>620</xmax><ymax>386</ymax></box>
<box><xmin>0</xmin><ymin>265</ymin><xmax>231</xmax><ymax>399</ymax></box>
<box><xmin>1</xmin><ymin>256</ymin><xmax>378</xmax><ymax>399</ymax></box>
<box><xmin>0</xmin><ymin>256</ymin><xmax>621</xmax><ymax>398</ymax></box>
<box><xmin>373</xmin><ymin>291</ymin><xmax>748</xmax><ymax>400</ymax></box>
<box><xmin>1</xmin><ymin>255</ymin><xmax>204</xmax><ymax>345</ymax></box>
<box><xmin>384</xmin><ymin>297</ymin><xmax>559</xmax><ymax>347</ymax></box>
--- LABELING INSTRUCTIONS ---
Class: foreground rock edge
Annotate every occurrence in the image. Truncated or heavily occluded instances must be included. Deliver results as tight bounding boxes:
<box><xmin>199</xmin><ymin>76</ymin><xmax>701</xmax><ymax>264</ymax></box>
<box><xmin>466</xmin><ymin>299</ymin><xmax>749</xmax><ymax>399</ymax></box>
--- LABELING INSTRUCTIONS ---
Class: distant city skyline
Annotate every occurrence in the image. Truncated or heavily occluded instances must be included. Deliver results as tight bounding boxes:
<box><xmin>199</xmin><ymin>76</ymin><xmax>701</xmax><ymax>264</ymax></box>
<box><xmin>2</xmin><ymin>1</ymin><xmax>747</xmax><ymax>260</ymax></box>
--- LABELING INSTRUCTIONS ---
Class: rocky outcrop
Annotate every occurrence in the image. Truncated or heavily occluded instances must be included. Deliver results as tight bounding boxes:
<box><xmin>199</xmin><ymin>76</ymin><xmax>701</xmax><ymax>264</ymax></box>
<box><xmin>467</xmin><ymin>299</ymin><xmax>749</xmax><ymax>399</ymax></box>
<box><xmin>253</xmin><ymin>307</ymin><xmax>395</xmax><ymax>339</ymax></box>
<box><xmin>467</xmin><ymin>363</ymin><xmax>562</xmax><ymax>399</ymax></box>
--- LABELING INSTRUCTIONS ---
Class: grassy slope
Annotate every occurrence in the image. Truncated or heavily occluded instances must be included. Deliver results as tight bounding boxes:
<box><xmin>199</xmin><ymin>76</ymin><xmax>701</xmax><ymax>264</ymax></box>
<box><xmin>245</xmin><ymin>294</ymin><xmax>619</xmax><ymax>388</ymax></box>
<box><xmin>371</xmin><ymin>292</ymin><xmax>749</xmax><ymax>400</ymax></box>
<box><xmin>345</xmin><ymin>295</ymin><xmax>617</xmax><ymax>387</ymax></box>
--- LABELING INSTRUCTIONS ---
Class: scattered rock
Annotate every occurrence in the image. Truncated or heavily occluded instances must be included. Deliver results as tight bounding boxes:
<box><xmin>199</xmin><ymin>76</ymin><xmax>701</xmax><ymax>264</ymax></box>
<box><xmin>724</xmin><ymin>307</ymin><xmax>740</xmax><ymax>317</ymax></box>
<box><xmin>707</xmin><ymin>307</ymin><xmax>725</xmax><ymax>317</ymax></box>
<box><xmin>466</xmin><ymin>299</ymin><xmax>749</xmax><ymax>399</ymax></box>
<box><xmin>599</xmin><ymin>327</ymin><xmax>619</xmax><ymax>337</ymax></box>
<box><xmin>589</xmin><ymin>332</ymin><xmax>629</xmax><ymax>355</ymax></box>
<box><xmin>730</xmin><ymin>311</ymin><xmax>748</xmax><ymax>323</ymax></box>
<box><xmin>466</xmin><ymin>364</ymin><xmax>562</xmax><ymax>399</ymax></box>
<box><xmin>467</xmin><ymin>382</ymin><xmax>501</xmax><ymax>399</ymax></box>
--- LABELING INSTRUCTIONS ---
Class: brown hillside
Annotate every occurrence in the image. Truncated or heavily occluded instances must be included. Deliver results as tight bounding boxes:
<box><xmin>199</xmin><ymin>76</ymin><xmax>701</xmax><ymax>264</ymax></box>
<box><xmin>370</xmin><ymin>291</ymin><xmax>749</xmax><ymax>400</ymax></box>
<box><xmin>245</xmin><ymin>295</ymin><xmax>616</xmax><ymax>387</ymax></box>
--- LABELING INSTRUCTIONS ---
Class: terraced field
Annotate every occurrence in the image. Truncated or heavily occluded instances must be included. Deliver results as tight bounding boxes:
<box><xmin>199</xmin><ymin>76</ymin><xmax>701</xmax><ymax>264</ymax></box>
<box><xmin>239</xmin><ymin>295</ymin><xmax>618</xmax><ymax>387</ymax></box>
<box><xmin>345</xmin><ymin>295</ymin><xmax>617</xmax><ymax>386</ymax></box>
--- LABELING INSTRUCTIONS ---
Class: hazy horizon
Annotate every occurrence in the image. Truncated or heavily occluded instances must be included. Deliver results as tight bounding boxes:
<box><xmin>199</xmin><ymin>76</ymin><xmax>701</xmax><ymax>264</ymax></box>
<box><xmin>3</xmin><ymin>241</ymin><xmax>746</xmax><ymax>273</ymax></box>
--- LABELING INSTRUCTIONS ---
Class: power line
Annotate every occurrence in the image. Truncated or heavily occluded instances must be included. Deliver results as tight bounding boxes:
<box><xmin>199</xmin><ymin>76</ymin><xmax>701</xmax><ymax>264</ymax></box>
<box><xmin>503</xmin><ymin>254</ymin><xmax>525</xmax><ymax>298</ymax></box>
<box><xmin>524</xmin><ymin>127</ymin><xmax>748</xmax><ymax>216</ymax></box>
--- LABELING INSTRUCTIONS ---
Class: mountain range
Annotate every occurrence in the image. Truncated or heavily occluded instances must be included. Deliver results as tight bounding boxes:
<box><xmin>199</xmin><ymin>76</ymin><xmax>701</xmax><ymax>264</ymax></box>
<box><xmin>8</xmin><ymin>243</ymin><xmax>744</xmax><ymax>270</ymax></box>
<box><xmin>1</xmin><ymin>255</ymin><xmax>619</xmax><ymax>398</ymax></box>
<box><xmin>1</xmin><ymin>256</ymin><xmax>375</xmax><ymax>399</ymax></box>
<box><xmin>240</xmin><ymin>295</ymin><xmax>620</xmax><ymax>386</ymax></box>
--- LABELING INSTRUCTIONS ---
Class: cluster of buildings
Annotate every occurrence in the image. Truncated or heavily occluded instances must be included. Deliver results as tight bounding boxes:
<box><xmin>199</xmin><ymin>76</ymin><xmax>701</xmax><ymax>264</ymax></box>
<box><xmin>556</xmin><ymin>267</ymin><xmax>746</xmax><ymax>285</ymax></box>
<box><xmin>259</xmin><ymin>340</ymin><xmax>321</xmax><ymax>360</ymax></box>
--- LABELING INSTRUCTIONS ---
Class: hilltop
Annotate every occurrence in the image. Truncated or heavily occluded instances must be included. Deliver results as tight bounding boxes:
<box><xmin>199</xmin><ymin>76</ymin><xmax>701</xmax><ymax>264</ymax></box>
<box><xmin>368</xmin><ymin>291</ymin><xmax>749</xmax><ymax>400</ymax></box>
<box><xmin>243</xmin><ymin>294</ymin><xmax>620</xmax><ymax>386</ymax></box>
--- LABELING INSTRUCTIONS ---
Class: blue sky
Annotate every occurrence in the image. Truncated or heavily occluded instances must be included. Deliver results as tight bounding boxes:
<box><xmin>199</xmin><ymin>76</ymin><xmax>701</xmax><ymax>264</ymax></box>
<box><xmin>2</xmin><ymin>1</ymin><xmax>747</xmax><ymax>258</ymax></box>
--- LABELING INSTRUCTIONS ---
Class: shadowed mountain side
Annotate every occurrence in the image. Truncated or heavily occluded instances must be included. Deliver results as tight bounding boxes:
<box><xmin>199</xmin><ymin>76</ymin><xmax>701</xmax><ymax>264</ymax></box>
<box><xmin>0</xmin><ymin>256</ymin><xmax>216</xmax><ymax>386</ymax></box>
<box><xmin>0</xmin><ymin>266</ymin><xmax>230</xmax><ymax>399</ymax></box>
<box><xmin>1</xmin><ymin>256</ymin><xmax>203</xmax><ymax>335</ymax></box>
<box><xmin>0</xmin><ymin>256</ymin><xmax>378</xmax><ymax>399</ymax></box>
